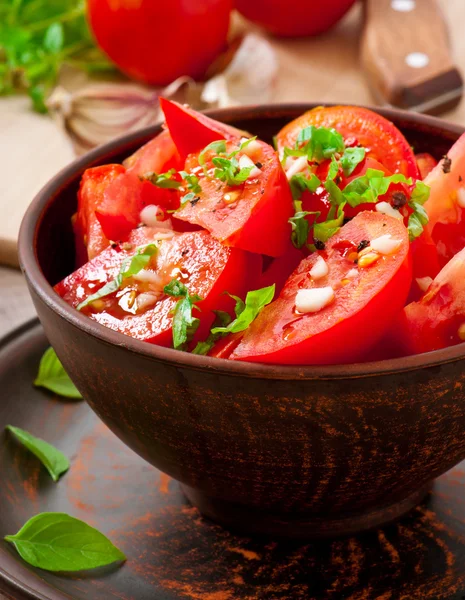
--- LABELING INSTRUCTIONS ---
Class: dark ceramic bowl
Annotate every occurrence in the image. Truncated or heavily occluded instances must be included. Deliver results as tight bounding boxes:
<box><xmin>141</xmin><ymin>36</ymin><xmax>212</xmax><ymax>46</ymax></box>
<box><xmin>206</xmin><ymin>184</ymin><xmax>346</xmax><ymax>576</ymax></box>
<box><xmin>18</xmin><ymin>104</ymin><xmax>465</xmax><ymax>538</ymax></box>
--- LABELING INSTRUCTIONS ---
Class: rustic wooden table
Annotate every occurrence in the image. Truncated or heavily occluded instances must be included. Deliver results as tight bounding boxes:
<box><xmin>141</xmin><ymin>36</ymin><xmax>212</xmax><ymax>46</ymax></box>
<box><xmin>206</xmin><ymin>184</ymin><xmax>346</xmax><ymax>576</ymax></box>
<box><xmin>1</xmin><ymin>0</ymin><xmax>465</xmax><ymax>336</ymax></box>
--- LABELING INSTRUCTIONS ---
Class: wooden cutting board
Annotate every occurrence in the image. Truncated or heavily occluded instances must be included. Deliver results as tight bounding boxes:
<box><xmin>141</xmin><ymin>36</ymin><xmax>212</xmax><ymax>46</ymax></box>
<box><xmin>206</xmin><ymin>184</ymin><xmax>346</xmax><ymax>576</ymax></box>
<box><xmin>1</xmin><ymin>0</ymin><xmax>464</xmax><ymax>267</ymax></box>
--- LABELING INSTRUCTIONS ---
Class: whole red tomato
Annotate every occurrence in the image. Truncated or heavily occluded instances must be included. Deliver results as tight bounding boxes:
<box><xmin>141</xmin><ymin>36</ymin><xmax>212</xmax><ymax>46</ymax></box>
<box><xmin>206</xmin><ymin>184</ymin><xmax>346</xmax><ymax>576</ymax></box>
<box><xmin>235</xmin><ymin>0</ymin><xmax>357</xmax><ymax>37</ymax></box>
<box><xmin>86</xmin><ymin>0</ymin><xmax>232</xmax><ymax>85</ymax></box>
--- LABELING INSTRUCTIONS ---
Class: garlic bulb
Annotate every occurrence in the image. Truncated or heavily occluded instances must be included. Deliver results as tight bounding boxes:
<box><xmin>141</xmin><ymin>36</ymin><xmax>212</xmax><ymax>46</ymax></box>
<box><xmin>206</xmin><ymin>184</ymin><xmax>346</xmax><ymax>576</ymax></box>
<box><xmin>47</xmin><ymin>77</ymin><xmax>200</xmax><ymax>155</ymax></box>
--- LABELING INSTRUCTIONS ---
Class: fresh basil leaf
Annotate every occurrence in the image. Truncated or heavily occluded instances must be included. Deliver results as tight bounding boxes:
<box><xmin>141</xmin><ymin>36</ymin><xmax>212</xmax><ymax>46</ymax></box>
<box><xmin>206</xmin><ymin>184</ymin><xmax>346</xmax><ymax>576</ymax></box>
<box><xmin>295</xmin><ymin>126</ymin><xmax>345</xmax><ymax>162</ymax></box>
<box><xmin>289</xmin><ymin>173</ymin><xmax>321</xmax><ymax>201</ymax></box>
<box><xmin>164</xmin><ymin>279</ymin><xmax>202</xmax><ymax>350</ymax></box>
<box><xmin>34</xmin><ymin>347</ymin><xmax>82</xmax><ymax>399</ymax></box>
<box><xmin>342</xmin><ymin>169</ymin><xmax>412</xmax><ymax>208</ymax></box>
<box><xmin>410</xmin><ymin>180</ymin><xmax>430</xmax><ymax>205</ymax></box>
<box><xmin>229</xmin><ymin>136</ymin><xmax>258</xmax><ymax>158</ymax></box>
<box><xmin>5</xmin><ymin>513</ymin><xmax>126</xmax><ymax>572</ymax></box>
<box><xmin>77</xmin><ymin>243</ymin><xmax>158</xmax><ymax>310</ymax></box>
<box><xmin>43</xmin><ymin>23</ymin><xmax>63</xmax><ymax>54</ymax></box>
<box><xmin>142</xmin><ymin>169</ymin><xmax>181</xmax><ymax>189</ymax></box>
<box><xmin>340</xmin><ymin>147</ymin><xmax>366</xmax><ymax>176</ymax></box>
<box><xmin>407</xmin><ymin>199</ymin><xmax>429</xmax><ymax>241</ymax></box>
<box><xmin>324</xmin><ymin>157</ymin><xmax>345</xmax><ymax>205</ymax></box>
<box><xmin>6</xmin><ymin>426</ymin><xmax>69</xmax><ymax>482</ymax></box>
<box><xmin>314</xmin><ymin>203</ymin><xmax>345</xmax><ymax>242</ymax></box>
<box><xmin>179</xmin><ymin>171</ymin><xmax>202</xmax><ymax>194</ymax></box>
<box><xmin>199</xmin><ymin>140</ymin><xmax>227</xmax><ymax>165</ymax></box>
<box><xmin>28</xmin><ymin>84</ymin><xmax>47</xmax><ymax>114</ymax></box>
<box><xmin>288</xmin><ymin>201</ymin><xmax>320</xmax><ymax>249</ymax></box>
<box><xmin>192</xmin><ymin>311</ymin><xmax>232</xmax><ymax>355</ymax></box>
<box><xmin>211</xmin><ymin>285</ymin><xmax>275</xmax><ymax>335</ymax></box>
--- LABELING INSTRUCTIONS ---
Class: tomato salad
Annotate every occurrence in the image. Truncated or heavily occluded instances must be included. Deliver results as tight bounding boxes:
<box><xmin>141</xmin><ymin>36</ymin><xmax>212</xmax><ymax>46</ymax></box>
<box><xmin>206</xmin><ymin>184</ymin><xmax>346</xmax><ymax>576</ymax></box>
<box><xmin>57</xmin><ymin>101</ymin><xmax>465</xmax><ymax>365</ymax></box>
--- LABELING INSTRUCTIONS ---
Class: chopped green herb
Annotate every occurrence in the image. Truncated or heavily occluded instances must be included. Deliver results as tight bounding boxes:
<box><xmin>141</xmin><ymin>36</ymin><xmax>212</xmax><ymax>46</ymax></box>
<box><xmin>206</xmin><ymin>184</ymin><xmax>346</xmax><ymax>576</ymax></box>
<box><xmin>77</xmin><ymin>243</ymin><xmax>158</xmax><ymax>311</ymax></box>
<box><xmin>211</xmin><ymin>285</ymin><xmax>275</xmax><ymax>335</ymax></box>
<box><xmin>407</xmin><ymin>180</ymin><xmax>431</xmax><ymax>240</ymax></box>
<box><xmin>192</xmin><ymin>311</ymin><xmax>232</xmax><ymax>355</ymax></box>
<box><xmin>6</xmin><ymin>426</ymin><xmax>69</xmax><ymax>482</ymax></box>
<box><xmin>141</xmin><ymin>169</ymin><xmax>181</xmax><ymax>189</ymax></box>
<box><xmin>198</xmin><ymin>140</ymin><xmax>227</xmax><ymax>166</ymax></box>
<box><xmin>179</xmin><ymin>171</ymin><xmax>202</xmax><ymax>194</ymax></box>
<box><xmin>5</xmin><ymin>513</ymin><xmax>126</xmax><ymax>572</ymax></box>
<box><xmin>164</xmin><ymin>279</ymin><xmax>202</xmax><ymax>350</ymax></box>
<box><xmin>324</xmin><ymin>156</ymin><xmax>346</xmax><ymax>206</ymax></box>
<box><xmin>34</xmin><ymin>347</ymin><xmax>82</xmax><ymax>399</ymax></box>
<box><xmin>342</xmin><ymin>169</ymin><xmax>413</xmax><ymax>208</ymax></box>
<box><xmin>295</xmin><ymin>125</ymin><xmax>345</xmax><ymax>162</ymax></box>
<box><xmin>289</xmin><ymin>172</ymin><xmax>321</xmax><ymax>201</ymax></box>
<box><xmin>340</xmin><ymin>147</ymin><xmax>366</xmax><ymax>176</ymax></box>
<box><xmin>313</xmin><ymin>203</ymin><xmax>346</xmax><ymax>242</ymax></box>
<box><xmin>289</xmin><ymin>201</ymin><xmax>320</xmax><ymax>249</ymax></box>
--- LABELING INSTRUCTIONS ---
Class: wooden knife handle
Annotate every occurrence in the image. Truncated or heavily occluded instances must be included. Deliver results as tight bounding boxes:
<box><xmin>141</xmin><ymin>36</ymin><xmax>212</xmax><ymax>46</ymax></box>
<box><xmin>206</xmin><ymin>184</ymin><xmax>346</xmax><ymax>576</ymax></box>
<box><xmin>361</xmin><ymin>0</ymin><xmax>463</xmax><ymax>113</ymax></box>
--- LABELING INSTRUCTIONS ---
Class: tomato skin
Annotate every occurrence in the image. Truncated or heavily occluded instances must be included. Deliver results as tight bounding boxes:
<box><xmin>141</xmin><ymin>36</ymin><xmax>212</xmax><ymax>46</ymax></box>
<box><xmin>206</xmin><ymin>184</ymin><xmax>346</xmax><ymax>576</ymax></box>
<box><xmin>95</xmin><ymin>171</ymin><xmax>175</xmax><ymax>241</ymax></box>
<box><xmin>175</xmin><ymin>139</ymin><xmax>294</xmax><ymax>257</ymax></box>
<box><xmin>415</xmin><ymin>153</ymin><xmax>438</xmax><ymax>180</ymax></box>
<box><xmin>56</xmin><ymin>229</ymin><xmax>258</xmax><ymax>345</ymax></box>
<box><xmin>258</xmin><ymin>244</ymin><xmax>305</xmax><ymax>295</ymax></box>
<box><xmin>277</xmin><ymin>106</ymin><xmax>420</xmax><ymax>179</ymax></box>
<box><xmin>230</xmin><ymin>212</ymin><xmax>412</xmax><ymax>365</ymax></box>
<box><xmin>395</xmin><ymin>247</ymin><xmax>465</xmax><ymax>354</ymax></box>
<box><xmin>159</xmin><ymin>98</ymin><xmax>243</xmax><ymax>158</ymax></box>
<box><xmin>235</xmin><ymin>0</ymin><xmax>356</xmax><ymax>37</ymax></box>
<box><xmin>423</xmin><ymin>133</ymin><xmax>465</xmax><ymax>267</ymax></box>
<box><xmin>86</xmin><ymin>0</ymin><xmax>232</xmax><ymax>86</ymax></box>
<box><xmin>123</xmin><ymin>130</ymin><xmax>182</xmax><ymax>176</ymax></box>
<box><xmin>74</xmin><ymin>165</ymin><xmax>125</xmax><ymax>263</ymax></box>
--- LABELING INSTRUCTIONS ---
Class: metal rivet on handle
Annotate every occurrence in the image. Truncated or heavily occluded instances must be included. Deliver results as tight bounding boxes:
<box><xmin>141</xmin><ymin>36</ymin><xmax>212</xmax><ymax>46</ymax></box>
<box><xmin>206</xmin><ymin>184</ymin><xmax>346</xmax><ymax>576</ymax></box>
<box><xmin>405</xmin><ymin>52</ymin><xmax>430</xmax><ymax>69</ymax></box>
<box><xmin>391</xmin><ymin>0</ymin><xmax>415</xmax><ymax>11</ymax></box>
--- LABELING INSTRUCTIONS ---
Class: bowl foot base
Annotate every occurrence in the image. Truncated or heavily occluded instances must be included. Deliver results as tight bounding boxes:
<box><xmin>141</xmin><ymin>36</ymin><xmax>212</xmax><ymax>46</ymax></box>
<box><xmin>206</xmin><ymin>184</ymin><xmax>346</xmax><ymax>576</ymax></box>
<box><xmin>181</xmin><ymin>483</ymin><xmax>432</xmax><ymax>539</ymax></box>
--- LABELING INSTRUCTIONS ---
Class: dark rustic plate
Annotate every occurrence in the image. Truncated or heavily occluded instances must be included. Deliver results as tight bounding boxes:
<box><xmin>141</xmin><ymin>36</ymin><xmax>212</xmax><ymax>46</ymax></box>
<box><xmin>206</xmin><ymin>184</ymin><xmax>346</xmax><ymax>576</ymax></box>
<box><xmin>2</xmin><ymin>320</ymin><xmax>465</xmax><ymax>600</ymax></box>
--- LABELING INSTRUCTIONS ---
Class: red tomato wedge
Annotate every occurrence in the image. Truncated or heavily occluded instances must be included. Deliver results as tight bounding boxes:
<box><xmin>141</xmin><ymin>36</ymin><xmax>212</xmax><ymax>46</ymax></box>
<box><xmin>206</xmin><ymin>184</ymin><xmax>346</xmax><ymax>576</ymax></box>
<box><xmin>55</xmin><ymin>228</ymin><xmax>259</xmax><ymax>346</ymax></box>
<box><xmin>423</xmin><ymin>133</ymin><xmax>465</xmax><ymax>267</ymax></box>
<box><xmin>159</xmin><ymin>98</ymin><xmax>243</xmax><ymax>158</ymax></box>
<box><xmin>277</xmin><ymin>106</ymin><xmax>420</xmax><ymax>179</ymax></box>
<box><xmin>174</xmin><ymin>139</ymin><xmax>294</xmax><ymax>257</ymax></box>
<box><xmin>229</xmin><ymin>212</ymin><xmax>411</xmax><ymax>365</ymax></box>
<box><xmin>74</xmin><ymin>165</ymin><xmax>125</xmax><ymax>263</ymax></box>
<box><xmin>95</xmin><ymin>170</ymin><xmax>178</xmax><ymax>241</ymax></box>
<box><xmin>258</xmin><ymin>244</ymin><xmax>305</xmax><ymax>295</ymax></box>
<box><xmin>415</xmin><ymin>153</ymin><xmax>438</xmax><ymax>181</ymax></box>
<box><xmin>396</xmin><ymin>247</ymin><xmax>465</xmax><ymax>354</ymax></box>
<box><xmin>123</xmin><ymin>129</ymin><xmax>182</xmax><ymax>176</ymax></box>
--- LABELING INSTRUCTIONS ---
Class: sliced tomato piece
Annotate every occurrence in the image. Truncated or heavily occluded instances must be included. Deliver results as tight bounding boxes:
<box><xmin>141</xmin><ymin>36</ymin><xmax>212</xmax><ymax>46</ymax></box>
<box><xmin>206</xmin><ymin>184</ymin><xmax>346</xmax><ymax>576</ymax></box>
<box><xmin>174</xmin><ymin>139</ymin><xmax>294</xmax><ymax>257</ymax></box>
<box><xmin>258</xmin><ymin>244</ymin><xmax>305</xmax><ymax>295</ymax></box>
<box><xmin>395</xmin><ymin>247</ymin><xmax>465</xmax><ymax>354</ymax></box>
<box><xmin>159</xmin><ymin>98</ymin><xmax>243</xmax><ymax>158</ymax></box>
<box><xmin>56</xmin><ymin>228</ymin><xmax>259</xmax><ymax>346</ymax></box>
<box><xmin>123</xmin><ymin>129</ymin><xmax>182</xmax><ymax>175</ymax></box>
<box><xmin>95</xmin><ymin>170</ymin><xmax>179</xmax><ymax>241</ymax></box>
<box><xmin>277</xmin><ymin>106</ymin><xmax>420</xmax><ymax>179</ymax></box>
<box><xmin>423</xmin><ymin>133</ymin><xmax>465</xmax><ymax>267</ymax></box>
<box><xmin>229</xmin><ymin>212</ymin><xmax>411</xmax><ymax>365</ymax></box>
<box><xmin>74</xmin><ymin>165</ymin><xmax>125</xmax><ymax>263</ymax></box>
<box><xmin>415</xmin><ymin>152</ymin><xmax>438</xmax><ymax>181</ymax></box>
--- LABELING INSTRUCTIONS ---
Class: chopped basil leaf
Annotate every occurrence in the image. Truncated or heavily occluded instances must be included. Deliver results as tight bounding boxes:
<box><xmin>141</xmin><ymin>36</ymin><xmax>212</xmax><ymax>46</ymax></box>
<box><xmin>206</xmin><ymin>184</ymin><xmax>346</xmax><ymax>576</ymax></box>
<box><xmin>295</xmin><ymin>126</ymin><xmax>345</xmax><ymax>162</ymax></box>
<box><xmin>340</xmin><ymin>147</ymin><xmax>366</xmax><ymax>176</ymax></box>
<box><xmin>407</xmin><ymin>181</ymin><xmax>430</xmax><ymax>240</ymax></box>
<box><xmin>5</xmin><ymin>513</ymin><xmax>126</xmax><ymax>572</ymax></box>
<box><xmin>179</xmin><ymin>171</ymin><xmax>202</xmax><ymax>194</ymax></box>
<box><xmin>212</xmin><ymin>156</ymin><xmax>253</xmax><ymax>186</ymax></box>
<box><xmin>199</xmin><ymin>140</ymin><xmax>227</xmax><ymax>166</ymax></box>
<box><xmin>77</xmin><ymin>243</ymin><xmax>158</xmax><ymax>311</ymax></box>
<box><xmin>164</xmin><ymin>279</ymin><xmax>202</xmax><ymax>350</ymax></box>
<box><xmin>313</xmin><ymin>203</ymin><xmax>346</xmax><ymax>242</ymax></box>
<box><xmin>229</xmin><ymin>136</ymin><xmax>258</xmax><ymax>158</ymax></box>
<box><xmin>211</xmin><ymin>285</ymin><xmax>275</xmax><ymax>335</ymax></box>
<box><xmin>141</xmin><ymin>169</ymin><xmax>181</xmax><ymax>189</ymax></box>
<box><xmin>342</xmin><ymin>169</ymin><xmax>412</xmax><ymax>208</ymax></box>
<box><xmin>6</xmin><ymin>425</ymin><xmax>69</xmax><ymax>482</ymax></box>
<box><xmin>34</xmin><ymin>347</ymin><xmax>82</xmax><ymax>399</ymax></box>
<box><xmin>289</xmin><ymin>172</ymin><xmax>321</xmax><ymax>201</ymax></box>
<box><xmin>192</xmin><ymin>311</ymin><xmax>232</xmax><ymax>355</ymax></box>
<box><xmin>324</xmin><ymin>156</ymin><xmax>345</xmax><ymax>205</ymax></box>
<box><xmin>288</xmin><ymin>201</ymin><xmax>320</xmax><ymax>249</ymax></box>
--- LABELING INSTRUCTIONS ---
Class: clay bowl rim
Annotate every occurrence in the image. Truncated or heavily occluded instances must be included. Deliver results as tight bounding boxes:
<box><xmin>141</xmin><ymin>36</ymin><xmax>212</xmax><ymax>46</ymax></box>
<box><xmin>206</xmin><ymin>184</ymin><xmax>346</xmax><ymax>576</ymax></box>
<box><xmin>18</xmin><ymin>102</ymin><xmax>465</xmax><ymax>381</ymax></box>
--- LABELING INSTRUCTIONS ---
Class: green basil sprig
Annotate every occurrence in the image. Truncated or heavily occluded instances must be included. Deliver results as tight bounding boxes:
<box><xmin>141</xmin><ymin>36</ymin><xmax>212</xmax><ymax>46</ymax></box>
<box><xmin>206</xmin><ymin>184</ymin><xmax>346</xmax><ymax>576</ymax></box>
<box><xmin>164</xmin><ymin>279</ymin><xmax>202</xmax><ymax>350</ymax></box>
<box><xmin>5</xmin><ymin>513</ymin><xmax>126</xmax><ymax>572</ymax></box>
<box><xmin>34</xmin><ymin>347</ymin><xmax>82</xmax><ymax>399</ymax></box>
<box><xmin>6</xmin><ymin>425</ymin><xmax>69</xmax><ymax>482</ymax></box>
